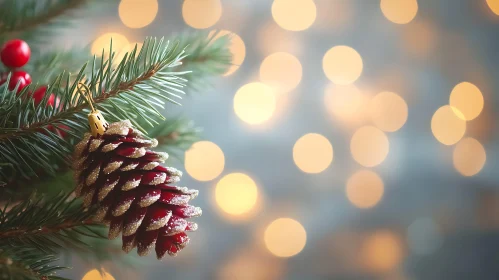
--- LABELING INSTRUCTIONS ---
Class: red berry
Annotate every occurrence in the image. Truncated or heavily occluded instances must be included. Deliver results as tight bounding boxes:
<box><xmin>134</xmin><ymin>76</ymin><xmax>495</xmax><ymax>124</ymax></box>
<box><xmin>48</xmin><ymin>94</ymin><xmax>56</xmax><ymax>106</ymax></box>
<box><xmin>48</xmin><ymin>94</ymin><xmax>62</xmax><ymax>109</ymax></box>
<box><xmin>0</xmin><ymin>39</ymin><xmax>31</xmax><ymax>68</ymax></box>
<box><xmin>1</xmin><ymin>70</ymin><xmax>31</xmax><ymax>93</ymax></box>
<box><xmin>32</xmin><ymin>86</ymin><xmax>61</xmax><ymax>109</ymax></box>
<box><xmin>32</xmin><ymin>86</ymin><xmax>48</xmax><ymax>105</ymax></box>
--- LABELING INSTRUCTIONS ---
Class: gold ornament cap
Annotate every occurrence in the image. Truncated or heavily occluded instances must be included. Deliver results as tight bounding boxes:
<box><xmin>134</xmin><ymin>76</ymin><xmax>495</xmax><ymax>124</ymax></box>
<box><xmin>78</xmin><ymin>83</ymin><xmax>109</xmax><ymax>137</ymax></box>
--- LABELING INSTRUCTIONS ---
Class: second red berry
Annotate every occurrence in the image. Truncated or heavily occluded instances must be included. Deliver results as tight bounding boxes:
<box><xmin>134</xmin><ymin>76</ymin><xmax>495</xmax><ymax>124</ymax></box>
<box><xmin>0</xmin><ymin>70</ymin><xmax>31</xmax><ymax>93</ymax></box>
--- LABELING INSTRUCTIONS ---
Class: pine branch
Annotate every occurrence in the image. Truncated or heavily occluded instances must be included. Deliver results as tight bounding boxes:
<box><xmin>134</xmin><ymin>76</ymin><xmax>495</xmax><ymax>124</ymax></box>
<box><xmin>0</xmin><ymin>37</ymin><xmax>189</xmax><ymax>181</ymax></box>
<box><xmin>0</xmin><ymin>0</ymin><xmax>88</xmax><ymax>37</ymax></box>
<box><xmin>0</xmin><ymin>193</ymin><xmax>105</xmax><ymax>253</ymax></box>
<box><xmin>0</xmin><ymin>192</ymin><xmax>108</xmax><ymax>279</ymax></box>
<box><xmin>0</xmin><ymin>249</ymin><xmax>69</xmax><ymax>280</ymax></box>
<box><xmin>0</xmin><ymin>31</ymin><xmax>231</xmax><ymax>183</ymax></box>
<box><xmin>172</xmin><ymin>31</ymin><xmax>232</xmax><ymax>93</ymax></box>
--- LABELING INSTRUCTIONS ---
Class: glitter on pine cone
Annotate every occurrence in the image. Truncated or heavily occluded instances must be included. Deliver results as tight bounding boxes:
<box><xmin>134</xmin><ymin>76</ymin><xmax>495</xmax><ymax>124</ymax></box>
<box><xmin>73</xmin><ymin>120</ymin><xmax>201</xmax><ymax>259</ymax></box>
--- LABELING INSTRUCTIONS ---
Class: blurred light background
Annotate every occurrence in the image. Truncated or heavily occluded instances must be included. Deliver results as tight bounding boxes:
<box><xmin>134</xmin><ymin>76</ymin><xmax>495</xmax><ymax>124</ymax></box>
<box><xmin>67</xmin><ymin>0</ymin><xmax>499</xmax><ymax>279</ymax></box>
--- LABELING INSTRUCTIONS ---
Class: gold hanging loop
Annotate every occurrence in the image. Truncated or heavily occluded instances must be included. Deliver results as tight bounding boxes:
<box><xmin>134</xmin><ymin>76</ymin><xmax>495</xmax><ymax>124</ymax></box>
<box><xmin>77</xmin><ymin>82</ymin><xmax>109</xmax><ymax>137</ymax></box>
<box><xmin>77</xmin><ymin>83</ymin><xmax>96</xmax><ymax>112</ymax></box>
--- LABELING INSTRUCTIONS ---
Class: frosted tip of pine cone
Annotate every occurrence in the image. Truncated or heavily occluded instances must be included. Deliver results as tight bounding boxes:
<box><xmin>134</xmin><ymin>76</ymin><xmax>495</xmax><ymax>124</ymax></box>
<box><xmin>74</xmin><ymin>133</ymin><xmax>91</xmax><ymax>159</ymax></box>
<box><xmin>166</xmin><ymin>167</ymin><xmax>182</xmax><ymax>177</ymax></box>
<box><xmin>105</xmin><ymin>120</ymin><xmax>133</xmax><ymax>136</ymax></box>
<box><xmin>89</xmin><ymin>139</ymin><xmax>104</xmax><ymax>152</ymax></box>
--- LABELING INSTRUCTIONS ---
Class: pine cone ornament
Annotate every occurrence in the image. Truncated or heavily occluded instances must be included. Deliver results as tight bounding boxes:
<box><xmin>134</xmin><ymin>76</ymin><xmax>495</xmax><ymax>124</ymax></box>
<box><xmin>73</xmin><ymin>120</ymin><xmax>201</xmax><ymax>259</ymax></box>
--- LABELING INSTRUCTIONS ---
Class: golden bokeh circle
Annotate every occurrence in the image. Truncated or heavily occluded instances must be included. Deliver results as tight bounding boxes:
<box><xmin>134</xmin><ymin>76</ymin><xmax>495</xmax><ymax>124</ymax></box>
<box><xmin>82</xmin><ymin>269</ymin><xmax>115</xmax><ymax>280</ymax></box>
<box><xmin>449</xmin><ymin>82</ymin><xmax>484</xmax><ymax>121</ymax></box>
<box><xmin>431</xmin><ymin>105</ymin><xmax>466</xmax><ymax>145</ymax></box>
<box><xmin>119</xmin><ymin>0</ymin><xmax>158</xmax><ymax>29</ymax></box>
<box><xmin>323</xmin><ymin>46</ymin><xmax>363</xmax><ymax>85</ymax></box>
<box><xmin>233</xmin><ymin>82</ymin><xmax>276</xmax><ymax>125</ymax></box>
<box><xmin>271</xmin><ymin>0</ymin><xmax>317</xmax><ymax>31</ymax></box>
<box><xmin>264</xmin><ymin>218</ymin><xmax>307</xmax><ymax>257</ymax></box>
<box><xmin>453</xmin><ymin>137</ymin><xmax>486</xmax><ymax>176</ymax></box>
<box><xmin>487</xmin><ymin>0</ymin><xmax>499</xmax><ymax>15</ymax></box>
<box><xmin>362</xmin><ymin>231</ymin><xmax>403</xmax><ymax>273</ymax></box>
<box><xmin>260</xmin><ymin>52</ymin><xmax>302</xmax><ymax>93</ymax></box>
<box><xmin>182</xmin><ymin>0</ymin><xmax>222</xmax><ymax>29</ymax></box>
<box><xmin>350</xmin><ymin>126</ymin><xmax>389</xmax><ymax>167</ymax></box>
<box><xmin>324</xmin><ymin>84</ymin><xmax>368</xmax><ymax>125</ymax></box>
<box><xmin>215</xmin><ymin>173</ymin><xmax>258</xmax><ymax>216</ymax></box>
<box><xmin>368</xmin><ymin>91</ymin><xmax>408</xmax><ymax>132</ymax></box>
<box><xmin>380</xmin><ymin>0</ymin><xmax>418</xmax><ymax>24</ymax></box>
<box><xmin>218</xmin><ymin>247</ymin><xmax>285</xmax><ymax>280</ymax></box>
<box><xmin>293</xmin><ymin>133</ymin><xmax>333</xmax><ymax>174</ymax></box>
<box><xmin>185</xmin><ymin>141</ymin><xmax>225</xmax><ymax>181</ymax></box>
<box><xmin>346</xmin><ymin>170</ymin><xmax>384</xmax><ymax>209</ymax></box>
<box><xmin>210</xmin><ymin>30</ymin><xmax>246</xmax><ymax>76</ymax></box>
<box><xmin>91</xmin><ymin>32</ymin><xmax>129</xmax><ymax>57</ymax></box>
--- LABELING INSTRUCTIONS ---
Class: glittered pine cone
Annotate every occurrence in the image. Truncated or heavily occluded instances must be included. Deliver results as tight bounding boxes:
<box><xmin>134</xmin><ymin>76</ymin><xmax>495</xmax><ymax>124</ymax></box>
<box><xmin>73</xmin><ymin>120</ymin><xmax>201</xmax><ymax>259</ymax></box>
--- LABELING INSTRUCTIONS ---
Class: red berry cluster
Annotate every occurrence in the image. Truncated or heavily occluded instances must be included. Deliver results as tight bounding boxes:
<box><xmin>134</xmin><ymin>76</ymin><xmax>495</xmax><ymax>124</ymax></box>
<box><xmin>0</xmin><ymin>39</ymin><xmax>57</xmax><ymax>107</ymax></box>
<box><xmin>1</xmin><ymin>39</ymin><xmax>67</xmax><ymax>137</ymax></box>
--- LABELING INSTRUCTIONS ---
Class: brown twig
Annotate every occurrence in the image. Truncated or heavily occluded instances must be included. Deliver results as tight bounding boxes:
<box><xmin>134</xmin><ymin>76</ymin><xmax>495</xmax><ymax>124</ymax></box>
<box><xmin>0</xmin><ymin>218</ymin><xmax>99</xmax><ymax>239</ymax></box>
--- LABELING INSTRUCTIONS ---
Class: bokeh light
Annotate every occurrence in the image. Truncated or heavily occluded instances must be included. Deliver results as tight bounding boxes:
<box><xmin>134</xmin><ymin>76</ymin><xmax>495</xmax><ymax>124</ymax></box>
<box><xmin>210</xmin><ymin>30</ymin><xmax>246</xmax><ymax>76</ymax></box>
<box><xmin>368</xmin><ymin>91</ymin><xmax>408</xmax><ymax>132</ymax></box>
<box><xmin>215</xmin><ymin>173</ymin><xmax>258</xmax><ymax>216</ymax></box>
<box><xmin>324</xmin><ymin>84</ymin><xmax>369</xmax><ymax>125</ymax></box>
<box><xmin>449</xmin><ymin>82</ymin><xmax>484</xmax><ymax>121</ymax></box>
<box><xmin>486</xmin><ymin>0</ymin><xmax>499</xmax><ymax>15</ymax></box>
<box><xmin>182</xmin><ymin>0</ymin><xmax>222</xmax><ymax>29</ymax></box>
<box><xmin>264</xmin><ymin>218</ymin><xmax>307</xmax><ymax>257</ymax></box>
<box><xmin>346</xmin><ymin>170</ymin><xmax>384</xmax><ymax>209</ymax></box>
<box><xmin>119</xmin><ymin>0</ymin><xmax>158</xmax><ymax>28</ymax></box>
<box><xmin>380</xmin><ymin>0</ymin><xmax>418</xmax><ymax>24</ymax></box>
<box><xmin>323</xmin><ymin>46</ymin><xmax>363</xmax><ymax>85</ymax></box>
<box><xmin>185</xmin><ymin>141</ymin><xmax>225</xmax><ymax>181</ymax></box>
<box><xmin>271</xmin><ymin>0</ymin><xmax>317</xmax><ymax>31</ymax></box>
<box><xmin>293</xmin><ymin>133</ymin><xmax>333</xmax><ymax>174</ymax></box>
<box><xmin>431</xmin><ymin>105</ymin><xmax>466</xmax><ymax>145</ymax></box>
<box><xmin>218</xmin><ymin>246</ymin><xmax>285</xmax><ymax>280</ymax></box>
<box><xmin>233</xmin><ymin>82</ymin><xmax>276</xmax><ymax>125</ymax></box>
<box><xmin>453</xmin><ymin>137</ymin><xmax>486</xmax><ymax>176</ymax></box>
<box><xmin>362</xmin><ymin>230</ymin><xmax>403</xmax><ymax>273</ymax></box>
<box><xmin>82</xmin><ymin>269</ymin><xmax>115</xmax><ymax>280</ymax></box>
<box><xmin>91</xmin><ymin>32</ymin><xmax>129</xmax><ymax>57</ymax></box>
<box><xmin>259</xmin><ymin>52</ymin><xmax>302</xmax><ymax>94</ymax></box>
<box><xmin>350</xmin><ymin>126</ymin><xmax>389</xmax><ymax>167</ymax></box>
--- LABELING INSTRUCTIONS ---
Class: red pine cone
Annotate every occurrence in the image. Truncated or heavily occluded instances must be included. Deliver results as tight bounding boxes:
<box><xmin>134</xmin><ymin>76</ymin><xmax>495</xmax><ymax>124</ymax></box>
<box><xmin>73</xmin><ymin>120</ymin><xmax>201</xmax><ymax>258</ymax></box>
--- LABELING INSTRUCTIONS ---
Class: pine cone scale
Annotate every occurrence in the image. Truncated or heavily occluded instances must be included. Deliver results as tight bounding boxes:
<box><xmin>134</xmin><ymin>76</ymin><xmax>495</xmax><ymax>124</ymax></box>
<box><xmin>122</xmin><ymin>206</ymin><xmax>147</xmax><ymax>236</ymax></box>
